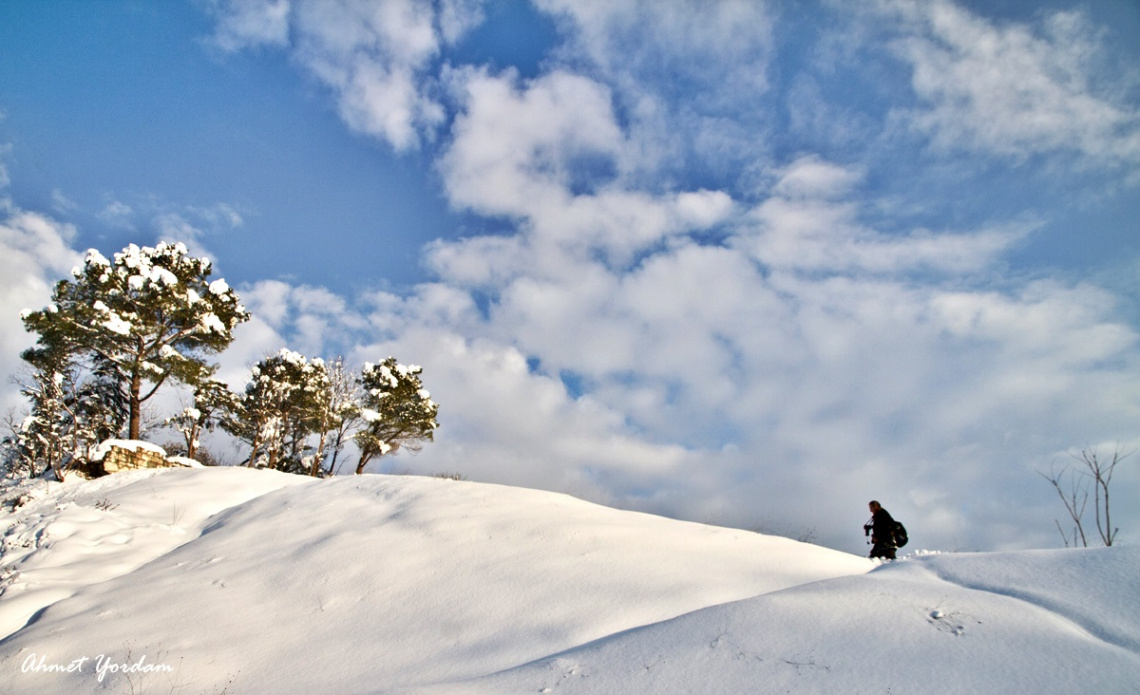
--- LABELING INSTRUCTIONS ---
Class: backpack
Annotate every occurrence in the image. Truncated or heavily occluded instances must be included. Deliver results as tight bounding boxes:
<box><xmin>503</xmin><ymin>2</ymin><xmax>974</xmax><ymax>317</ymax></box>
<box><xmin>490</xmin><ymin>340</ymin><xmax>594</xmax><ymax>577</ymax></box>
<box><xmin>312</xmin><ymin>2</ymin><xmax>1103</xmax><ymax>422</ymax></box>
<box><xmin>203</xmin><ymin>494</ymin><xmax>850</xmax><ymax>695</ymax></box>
<box><xmin>893</xmin><ymin>521</ymin><xmax>908</xmax><ymax>548</ymax></box>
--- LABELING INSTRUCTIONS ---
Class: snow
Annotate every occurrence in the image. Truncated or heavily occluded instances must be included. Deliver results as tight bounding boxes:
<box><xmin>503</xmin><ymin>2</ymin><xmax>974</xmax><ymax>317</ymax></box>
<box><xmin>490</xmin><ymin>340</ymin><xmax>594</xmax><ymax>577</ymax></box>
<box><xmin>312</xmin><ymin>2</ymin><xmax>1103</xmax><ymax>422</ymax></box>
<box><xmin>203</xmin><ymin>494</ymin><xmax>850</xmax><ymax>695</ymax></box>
<box><xmin>0</xmin><ymin>468</ymin><xmax>309</xmax><ymax>642</ymax></box>
<box><xmin>198</xmin><ymin>312</ymin><xmax>225</xmax><ymax>334</ymax></box>
<box><xmin>84</xmin><ymin>249</ymin><xmax>110</xmax><ymax>267</ymax></box>
<box><xmin>150</xmin><ymin>266</ymin><xmax>179</xmax><ymax>287</ymax></box>
<box><xmin>102</xmin><ymin>315</ymin><xmax>132</xmax><ymax>335</ymax></box>
<box><xmin>92</xmin><ymin>300</ymin><xmax>133</xmax><ymax>336</ymax></box>
<box><xmin>1</xmin><ymin>468</ymin><xmax>1136</xmax><ymax>694</ymax></box>
<box><xmin>88</xmin><ymin>439</ymin><xmax>168</xmax><ymax>462</ymax></box>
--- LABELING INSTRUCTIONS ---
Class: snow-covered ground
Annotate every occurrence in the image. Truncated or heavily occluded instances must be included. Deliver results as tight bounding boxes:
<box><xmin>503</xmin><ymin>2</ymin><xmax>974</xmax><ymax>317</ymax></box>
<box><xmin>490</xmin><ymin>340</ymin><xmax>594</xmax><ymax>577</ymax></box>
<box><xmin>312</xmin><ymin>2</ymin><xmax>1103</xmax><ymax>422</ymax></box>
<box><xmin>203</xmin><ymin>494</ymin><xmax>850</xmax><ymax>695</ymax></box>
<box><xmin>0</xmin><ymin>468</ymin><xmax>1136</xmax><ymax>694</ymax></box>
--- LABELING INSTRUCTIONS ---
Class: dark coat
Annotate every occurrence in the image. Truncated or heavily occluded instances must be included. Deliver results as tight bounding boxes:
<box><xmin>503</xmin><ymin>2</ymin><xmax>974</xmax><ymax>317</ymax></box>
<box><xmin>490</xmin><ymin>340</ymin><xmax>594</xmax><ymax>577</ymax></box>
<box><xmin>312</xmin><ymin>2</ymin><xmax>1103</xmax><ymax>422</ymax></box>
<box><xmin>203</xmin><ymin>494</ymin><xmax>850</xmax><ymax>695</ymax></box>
<box><xmin>869</xmin><ymin>507</ymin><xmax>896</xmax><ymax>546</ymax></box>
<box><xmin>866</xmin><ymin>507</ymin><xmax>897</xmax><ymax>559</ymax></box>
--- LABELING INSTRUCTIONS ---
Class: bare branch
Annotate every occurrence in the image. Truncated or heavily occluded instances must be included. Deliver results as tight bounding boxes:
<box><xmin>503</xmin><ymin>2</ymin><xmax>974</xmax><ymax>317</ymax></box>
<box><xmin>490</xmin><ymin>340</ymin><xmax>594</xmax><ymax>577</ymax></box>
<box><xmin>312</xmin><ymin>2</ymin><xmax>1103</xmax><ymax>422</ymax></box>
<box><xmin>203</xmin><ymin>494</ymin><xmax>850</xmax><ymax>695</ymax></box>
<box><xmin>1038</xmin><ymin>463</ymin><xmax>1088</xmax><ymax>547</ymax></box>
<box><xmin>1071</xmin><ymin>447</ymin><xmax>1132</xmax><ymax>547</ymax></box>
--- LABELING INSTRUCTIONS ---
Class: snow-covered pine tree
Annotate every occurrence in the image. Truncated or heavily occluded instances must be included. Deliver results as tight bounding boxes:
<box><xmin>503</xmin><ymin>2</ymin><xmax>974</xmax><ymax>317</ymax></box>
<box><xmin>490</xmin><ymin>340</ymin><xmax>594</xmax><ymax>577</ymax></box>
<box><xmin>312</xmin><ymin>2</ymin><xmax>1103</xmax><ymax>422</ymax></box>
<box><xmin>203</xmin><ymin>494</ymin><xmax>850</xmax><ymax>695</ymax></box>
<box><xmin>310</xmin><ymin>356</ymin><xmax>362</xmax><ymax>477</ymax></box>
<box><xmin>164</xmin><ymin>376</ymin><xmax>238</xmax><ymax>460</ymax></box>
<box><xmin>10</xmin><ymin>343</ymin><xmax>74</xmax><ymax>479</ymax></box>
<box><xmin>227</xmin><ymin>349</ymin><xmax>331</xmax><ymax>474</ymax></box>
<box><xmin>69</xmin><ymin>354</ymin><xmax>130</xmax><ymax>451</ymax></box>
<box><xmin>353</xmin><ymin>358</ymin><xmax>439</xmax><ymax>475</ymax></box>
<box><xmin>21</xmin><ymin>242</ymin><xmax>249</xmax><ymax>441</ymax></box>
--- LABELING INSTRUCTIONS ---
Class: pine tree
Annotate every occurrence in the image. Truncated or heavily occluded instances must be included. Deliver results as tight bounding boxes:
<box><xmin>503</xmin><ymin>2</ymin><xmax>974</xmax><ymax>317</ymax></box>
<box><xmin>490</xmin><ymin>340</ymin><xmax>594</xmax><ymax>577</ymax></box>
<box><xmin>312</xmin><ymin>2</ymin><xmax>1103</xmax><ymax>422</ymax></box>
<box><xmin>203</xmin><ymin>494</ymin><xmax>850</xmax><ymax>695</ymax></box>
<box><xmin>12</xmin><ymin>344</ymin><xmax>75</xmax><ymax>479</ymax></box>
<box><xmin>227</xmin><ymin>349</ymin><xmax>331</xmax><ymax>473</ymax></box>
<box><xmin>353</xmin><ymin>357</ymin><xmax>439</xmax><ymax>475</ymax></box>
<box><xmin>164</xmin><ymin>376</ymin><xmax>238</xmax><ymax>460</ymax></box>
<box><xmin>21</xmin><ymin>242</ymin><xmax>249</xmax><ymax>441</ymax></box>
<box><xmin>11</xmin><ymin>343</ymin><xmax>132</xmax><ymax>480</ymax></box>
<box><xmin>310</xmin><ymin>356</ymin><xmax>361</xmax><ymax>477</ymax></box>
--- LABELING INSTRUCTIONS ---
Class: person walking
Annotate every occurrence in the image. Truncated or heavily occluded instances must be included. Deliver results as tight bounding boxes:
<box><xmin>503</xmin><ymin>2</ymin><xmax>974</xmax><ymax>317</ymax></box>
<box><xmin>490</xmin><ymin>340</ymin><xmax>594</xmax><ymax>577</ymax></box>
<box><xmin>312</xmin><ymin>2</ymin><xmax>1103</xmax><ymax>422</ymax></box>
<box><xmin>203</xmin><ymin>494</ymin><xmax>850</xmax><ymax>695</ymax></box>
<box><xmin>864</xmin><ymin>500</ymin><xmax>897</xmax><ymax>560</ymax></box>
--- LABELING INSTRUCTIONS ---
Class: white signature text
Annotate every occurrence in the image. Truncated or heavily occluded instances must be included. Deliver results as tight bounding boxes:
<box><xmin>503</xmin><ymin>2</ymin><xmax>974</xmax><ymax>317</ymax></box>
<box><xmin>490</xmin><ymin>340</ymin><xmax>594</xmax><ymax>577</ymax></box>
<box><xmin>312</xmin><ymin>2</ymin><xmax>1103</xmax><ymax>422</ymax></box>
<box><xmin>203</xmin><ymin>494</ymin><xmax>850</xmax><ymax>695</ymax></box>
<box><xmin>21</xmin><ymin>652</ymin><xmax>174</xmax><ymax>683</ymax></box>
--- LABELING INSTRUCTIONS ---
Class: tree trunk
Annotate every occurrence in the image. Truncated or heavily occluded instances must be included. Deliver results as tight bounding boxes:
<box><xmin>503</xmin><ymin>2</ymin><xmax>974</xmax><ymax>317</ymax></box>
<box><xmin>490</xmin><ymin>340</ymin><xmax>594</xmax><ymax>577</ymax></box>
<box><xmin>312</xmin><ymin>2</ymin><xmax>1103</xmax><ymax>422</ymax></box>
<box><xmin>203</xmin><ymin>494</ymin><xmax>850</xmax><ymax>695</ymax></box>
<box><xmin>355</xmin><ymin>454</ymin><xmax>370</xmax><ymax>475</ymax></box>
<box><xmin>186</xmin><ymin>421</ymin><xmax>200</xmax><ymax>459</ymax></box>
<box><xmin>310</xmin><ymin>430</ymin><xmax>328</xmax><ymax>477</ymax></box>
<box><xmin>129</xmin><ymin>369</ymin><xmax>142</xmax><ymax>440</ymax></box>
<box><xmin>247</xmin><ymin>432</ymin><xmax>261</xmax><ymax>468</ymax></box>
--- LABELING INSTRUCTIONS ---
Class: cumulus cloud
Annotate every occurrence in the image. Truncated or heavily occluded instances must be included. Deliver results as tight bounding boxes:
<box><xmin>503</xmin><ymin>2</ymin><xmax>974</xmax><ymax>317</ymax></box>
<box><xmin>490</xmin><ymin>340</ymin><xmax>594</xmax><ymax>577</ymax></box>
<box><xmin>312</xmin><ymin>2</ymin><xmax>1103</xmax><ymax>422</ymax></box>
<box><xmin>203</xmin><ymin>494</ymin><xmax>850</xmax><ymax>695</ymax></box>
<box><xmin>207</xmin><ymin>0</ymin><xmax>489</xmax><ymax>150</ymax></box>
<box><xmin>877</xmin><ymin>0</ymin><xmax>1140</xmax><ymax>168</ymax></box>
<box><xmin>441</xmin><ymin>69</ymin><xmax>624</xmax><ymax>215</ymax></box>
<box><xmin>348</xmin><ymin>194</ymin><xmax>1140</xmax><ymax>549</ymax></box>
<box><xmin>98</xmin><ymin>200</ymin><xmax>135</xmax><ymax>228</ymax></box>
<box><xmin>349</xmin><ymin>327</ymin><xmax>691</xmax><ymax>497</ymax></box>
<box><xmin>382</xmin><ymin>2</ymin><xmax>1140</xmax><ymax>549</ymax></box>
<box><xmin>422</xmin><ymin>30</ymin><xmax>1138</xmax><ymax>548</ymax></box>
<box><xmin>439</xmin><ymin>68</ymin><xmax>740</xmax><ymax>276</ymax></box>
<box><xmin>228</xmin><ymin>278</ymin><xmax>371</xmax><ymax>366</ymax></box>
<box><xmin>204</xmin><ymin>0</ymin><xmax>291</xmax><ymax>52</ymax></box>
<box><xmin>739</xmin><ymin>156</ymin><xmax>1031</xmax><ymax>275</ymax></box>
<box><xmin>536</xmin><ymin>0</ymin><xmax>777</xmax><ymax>179</ymax></box>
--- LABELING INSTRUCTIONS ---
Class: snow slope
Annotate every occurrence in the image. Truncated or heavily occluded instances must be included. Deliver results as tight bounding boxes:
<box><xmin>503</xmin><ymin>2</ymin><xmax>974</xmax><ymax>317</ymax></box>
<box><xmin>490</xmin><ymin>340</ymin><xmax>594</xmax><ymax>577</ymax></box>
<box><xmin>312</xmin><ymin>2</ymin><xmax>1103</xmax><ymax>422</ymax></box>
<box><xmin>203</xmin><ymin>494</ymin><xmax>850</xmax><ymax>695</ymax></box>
<box><xmin>428</xmin><ymin>548</ymin><xmax>1140</xmax><ymax>695</ymax></box>
<box><xmin>0</xmin><ymin>467</ymin><xmax>309</xmax><ymax>640</ymax></box>
<box><xmin>0</xmin><ymin>468</ymin><xmax>1137</xmax><ymax>694</ymax></box>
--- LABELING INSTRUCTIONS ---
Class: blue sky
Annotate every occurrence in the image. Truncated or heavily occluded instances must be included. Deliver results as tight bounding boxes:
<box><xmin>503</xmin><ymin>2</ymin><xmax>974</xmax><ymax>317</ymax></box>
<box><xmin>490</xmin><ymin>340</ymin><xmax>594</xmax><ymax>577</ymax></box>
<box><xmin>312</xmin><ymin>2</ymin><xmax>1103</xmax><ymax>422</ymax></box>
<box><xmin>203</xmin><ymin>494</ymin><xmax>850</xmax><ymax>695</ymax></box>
<box><xmin>1</xmin><ymin>0</ymin><xmax>1139</xmax><ymax>553</ymax></box>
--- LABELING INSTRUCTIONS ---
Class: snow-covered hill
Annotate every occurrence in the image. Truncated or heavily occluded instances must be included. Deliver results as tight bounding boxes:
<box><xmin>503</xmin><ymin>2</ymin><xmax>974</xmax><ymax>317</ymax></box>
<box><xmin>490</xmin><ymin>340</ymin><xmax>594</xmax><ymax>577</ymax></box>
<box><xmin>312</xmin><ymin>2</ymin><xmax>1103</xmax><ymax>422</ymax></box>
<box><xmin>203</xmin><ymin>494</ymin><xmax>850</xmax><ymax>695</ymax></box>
<box><xmin>0</xmin><ymin>468</ymin><xmax>1136</xmax><ymax>694</ymax></box>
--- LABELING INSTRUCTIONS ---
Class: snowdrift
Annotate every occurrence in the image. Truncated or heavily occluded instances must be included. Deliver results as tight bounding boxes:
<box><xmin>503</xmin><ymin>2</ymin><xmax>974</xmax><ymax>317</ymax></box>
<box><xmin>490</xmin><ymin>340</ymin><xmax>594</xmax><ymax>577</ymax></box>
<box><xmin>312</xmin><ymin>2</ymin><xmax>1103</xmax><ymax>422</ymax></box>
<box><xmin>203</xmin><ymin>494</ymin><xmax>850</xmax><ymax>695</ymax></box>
<box><xmin>428</xmin><ymin>547</ymin><xmax>1140</xmax><ymax>695</ymax></box>
<box><xmin>1</xmin><ymin>467</ymin><xmax>1137</xmax><ymax>694</ymax></box>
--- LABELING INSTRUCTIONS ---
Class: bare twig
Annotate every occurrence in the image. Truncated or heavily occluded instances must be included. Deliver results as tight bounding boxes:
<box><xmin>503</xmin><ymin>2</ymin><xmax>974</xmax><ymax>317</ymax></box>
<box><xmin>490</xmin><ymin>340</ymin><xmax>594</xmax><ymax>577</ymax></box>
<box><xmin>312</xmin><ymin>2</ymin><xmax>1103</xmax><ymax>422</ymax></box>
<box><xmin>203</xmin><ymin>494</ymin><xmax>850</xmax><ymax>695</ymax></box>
<box><xmin>1039</xmin><ymin>462</ymin><xmax>1088</xmax><ymax>547</ymax></box>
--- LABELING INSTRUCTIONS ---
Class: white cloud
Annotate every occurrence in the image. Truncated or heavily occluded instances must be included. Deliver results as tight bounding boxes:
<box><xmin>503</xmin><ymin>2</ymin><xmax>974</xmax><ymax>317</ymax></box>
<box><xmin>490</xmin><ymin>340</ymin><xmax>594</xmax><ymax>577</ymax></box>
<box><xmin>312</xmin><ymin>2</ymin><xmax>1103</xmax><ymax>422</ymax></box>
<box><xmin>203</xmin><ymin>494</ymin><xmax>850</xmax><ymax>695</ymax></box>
<box><xmin>417</xmin><ymin>13</ymin><xmax>1139</xmax><ymax>548</ymax></box>
<box><xmin>440</xmin><ymin>69</ymin><xmax>744</xmax><ymax>272</ymax></box>
<box><xmin>208</xmin><ymin>0</ymin><xmax>489</xmax><ymax>150</ymax></box>
<box><xmin>50</xmin><ymin>189</ymin><xmax>77</xmax><ymax>215</ymax></box>
<box><xmin>674</xmin><ymin>190</ymin><xmax>734</xmax><ymax>228</ymax></box>
<box><xmin>0</xmin><ymin>202</ymin><xmax>83</xmax><ymax>415</ymax></box>
<box><xmin>368</xmin><ymin>227</ymin><xmax>1140</xmax><ymax>548</ymax></box>
<box><xmin>234</xmin><ymin>279</ymin><xmax>369</xmax><ymax>359</ymax></box>
<box><xmin>427</xmin><ymin>131</ymin><xmax>1139</xmax><ymax>548</ymax></box>
<box><xmin>879</xmin><ymin>0</ymin><xmax>1140</xmax><ymax>167</ymax></box>
<box><xmin>153</xmin><ymin>203</ymin><xmax>244</xmax><ymax>262</ymax></box>
<box><xmin>0</xmin><ymin>144</ymin><xmax>10</xmax><ymax>190</ymax></box>
<box><xmin>98</xmin><ymin>200</ymin><xmax>135</xmax><ymax>228</ymax></box>
<box><xmin>347</xmin><ymin>327</ymin><xmax>691</xmax><ymax>500</ymax></box>
<box><xmin>425</xmin><ymin>234</ymin><xmax>528</xmax><ymax>291</ymax></box>
<box><xmin>437</xmin><ymin>0</ymin><xmax>485</xmax><ymax>44</ymax></box>
<box><xmin>536</xmin><ymin>0</ymin><xmax>775</xmax><ymax>107</ymax></box>
<box><xmin>204</xmin><ymin>0</ymin><xmax>291</xmax><ymax>52</ymax></box>
<box><xmin>738</xmin><ymin>156</ymin><xmax>1029</xmax><ymax>275</ymax></box>
<box><xmin>211</xmin><ymin>279</ymin><xmax>373</xmax><ymax>389</ymax></box>
<box><xmin>441</xmin><ymin>69</ymin><xmax>625</xmax><ymax>217</ymax></box>
<box><xmin>772</xmin><ymin>155</ymin><xmax>862</xmax><ymax>200</ymax></box>
<box><xmin>295</xmin><ymin>0</ymin><xmax>446</xmax><ymax>148</ymax></box>
<box><xmin>536</xmin><ymin>0</ymin><xmax>777</xmax><ymax>178</ymax></box>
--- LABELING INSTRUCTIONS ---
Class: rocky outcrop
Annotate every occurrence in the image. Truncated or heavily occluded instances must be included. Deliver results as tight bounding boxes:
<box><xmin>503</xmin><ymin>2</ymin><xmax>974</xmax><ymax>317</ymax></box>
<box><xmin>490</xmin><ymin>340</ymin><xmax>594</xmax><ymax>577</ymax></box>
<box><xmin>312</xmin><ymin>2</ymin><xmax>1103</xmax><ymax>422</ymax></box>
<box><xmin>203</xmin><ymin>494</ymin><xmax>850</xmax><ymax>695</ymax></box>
<box><xmin>91</xmin><ymin>440</ymin><xmax>203</xmax><ymax>475</ymax></box>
